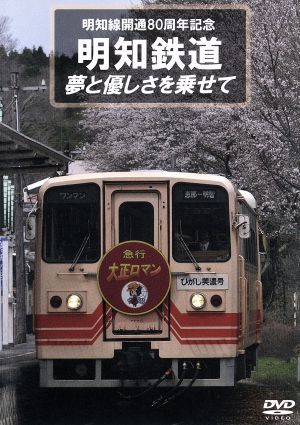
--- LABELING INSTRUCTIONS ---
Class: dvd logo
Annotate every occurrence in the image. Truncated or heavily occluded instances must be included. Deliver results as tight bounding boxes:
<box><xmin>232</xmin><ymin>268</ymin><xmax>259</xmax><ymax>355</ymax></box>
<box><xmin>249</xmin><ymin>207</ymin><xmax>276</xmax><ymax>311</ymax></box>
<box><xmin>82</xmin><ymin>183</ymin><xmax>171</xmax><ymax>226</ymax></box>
<box><xmin>263</xmin><ymin>400</ymin><xmax>295</xmax><ymax>415</ymax></box>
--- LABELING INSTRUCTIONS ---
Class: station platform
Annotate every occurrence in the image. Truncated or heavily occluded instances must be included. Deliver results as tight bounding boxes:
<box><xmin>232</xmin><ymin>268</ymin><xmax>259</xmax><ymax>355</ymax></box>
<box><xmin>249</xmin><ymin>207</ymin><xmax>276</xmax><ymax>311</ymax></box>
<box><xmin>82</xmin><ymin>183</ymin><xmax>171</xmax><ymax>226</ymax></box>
<box><xmin>0</xmin><ymin>334</ymin><xmax>36</xmax><ymax>366</ymax></box>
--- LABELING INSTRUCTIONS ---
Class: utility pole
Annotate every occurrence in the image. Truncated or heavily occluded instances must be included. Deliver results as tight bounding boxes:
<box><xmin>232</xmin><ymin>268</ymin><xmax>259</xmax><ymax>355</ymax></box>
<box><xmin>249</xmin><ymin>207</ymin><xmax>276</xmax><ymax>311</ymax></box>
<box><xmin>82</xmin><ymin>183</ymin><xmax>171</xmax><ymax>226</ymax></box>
<box><xmin>10</xmin><ymin>72</ymin><xmax>20</xmax><ymax>131</ymax></box>
<box><xmin>14</xmin><ymin>172</ymin><xmax>26</xmax><ymax>343</ymax></box>
<box><xmin>294</xmin><ymin>292</ymin><xmax>299</xmax><ymax>327</ymax></box>
<box><xmin>0</xmin><ymin>97</ymin><xmax>3</xmax><ymax>123</ymax></box>
<box><xmin>2</xmin><ymin>71</ymin><xmax>47</xmax><ymax>343</ymax></box>
<box><xmin>293</xmin><ymin>292</ymin><xmax>300</xmax><ymax>382</ymax></box>
<box><xmin>0</xmin><ymin>72</ymin><xmax>46</xmax><ymax>131</ymax></box>
<box><xmin>11</xmin><ymin>72</ymin><xmax>26</xmax><ymax>343</ymax></box>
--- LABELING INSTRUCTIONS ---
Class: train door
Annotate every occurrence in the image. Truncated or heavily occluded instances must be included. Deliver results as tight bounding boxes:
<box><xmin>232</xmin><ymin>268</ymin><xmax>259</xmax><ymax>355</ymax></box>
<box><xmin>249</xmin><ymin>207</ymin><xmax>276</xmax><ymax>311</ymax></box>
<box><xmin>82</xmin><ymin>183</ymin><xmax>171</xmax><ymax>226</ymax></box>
<box><xmin>103</xmin><ymin>182</ymin><xmax>170</xmax><ymax>339</ymax></box>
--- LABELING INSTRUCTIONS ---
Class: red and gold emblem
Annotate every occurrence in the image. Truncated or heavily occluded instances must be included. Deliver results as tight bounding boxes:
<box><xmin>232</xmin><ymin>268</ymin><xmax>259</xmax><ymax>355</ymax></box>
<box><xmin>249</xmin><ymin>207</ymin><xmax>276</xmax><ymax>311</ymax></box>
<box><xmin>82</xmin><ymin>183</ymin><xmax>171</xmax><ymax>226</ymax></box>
<box><xmin>98</xmin><ymin>241</ymin><xmax>171</xmax><ymax>315</ymax></box>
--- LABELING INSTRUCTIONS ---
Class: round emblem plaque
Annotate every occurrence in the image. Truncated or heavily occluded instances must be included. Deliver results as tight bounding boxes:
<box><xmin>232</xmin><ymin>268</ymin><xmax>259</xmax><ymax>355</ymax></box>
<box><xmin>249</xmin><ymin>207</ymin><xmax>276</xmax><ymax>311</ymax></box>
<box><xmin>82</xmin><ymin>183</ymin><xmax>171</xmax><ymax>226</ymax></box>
<box><xmin>98</xmin><ymin>241</ymin><xmax>171</xmax><ymax>315</ymax></box>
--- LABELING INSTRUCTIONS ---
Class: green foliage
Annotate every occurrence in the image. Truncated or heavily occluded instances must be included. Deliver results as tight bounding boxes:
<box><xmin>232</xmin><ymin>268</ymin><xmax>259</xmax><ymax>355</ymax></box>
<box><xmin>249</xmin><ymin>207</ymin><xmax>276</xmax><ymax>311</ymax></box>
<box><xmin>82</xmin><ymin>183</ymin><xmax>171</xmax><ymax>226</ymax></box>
<box><xmin>252</xmin><ymin>357</ymin><xmax>299</xmax><ymax>388</ymax></box>
<box><xmin>0</xmin><ymin>16</ymin><xmax>83</xmax><ymax>152</ymax></box>
<box><xmin>19</xmin><ymin>47</ymin><xmax>48</xmax><ymax>77</ymax></box>
<box><xmin>0</xmin><ymin>43</ymin><xmax>82</xmax><ymax>153</ymax></box>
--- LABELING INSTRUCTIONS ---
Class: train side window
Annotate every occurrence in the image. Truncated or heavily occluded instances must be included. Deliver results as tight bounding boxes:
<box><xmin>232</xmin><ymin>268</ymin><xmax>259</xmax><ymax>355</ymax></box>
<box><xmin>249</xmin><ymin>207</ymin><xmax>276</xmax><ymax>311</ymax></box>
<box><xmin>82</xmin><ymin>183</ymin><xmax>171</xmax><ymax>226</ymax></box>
<box><xmin>119</xmin><ymin>202</ymin><xmax>154</xmax><ymax>245</ymax></box>
<box><xmin>42</xmin><ymin>183</ymin><xmax>100</xmax><ymax>263</ymax></box>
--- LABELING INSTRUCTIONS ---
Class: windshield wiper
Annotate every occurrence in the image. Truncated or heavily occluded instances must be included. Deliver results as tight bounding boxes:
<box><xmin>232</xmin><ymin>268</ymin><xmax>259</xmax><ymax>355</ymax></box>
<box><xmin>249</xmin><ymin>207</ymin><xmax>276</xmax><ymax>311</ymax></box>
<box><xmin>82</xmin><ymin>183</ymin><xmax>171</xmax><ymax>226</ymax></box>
<box><xmin>69</xmin><ymin>233</ymin><xmax>90</xmax><ymax>272</ymax></box>
<box><xmin>176</xmin><ymin>233</ymin><xmax>201</xmax><ymax>271</ymax></box>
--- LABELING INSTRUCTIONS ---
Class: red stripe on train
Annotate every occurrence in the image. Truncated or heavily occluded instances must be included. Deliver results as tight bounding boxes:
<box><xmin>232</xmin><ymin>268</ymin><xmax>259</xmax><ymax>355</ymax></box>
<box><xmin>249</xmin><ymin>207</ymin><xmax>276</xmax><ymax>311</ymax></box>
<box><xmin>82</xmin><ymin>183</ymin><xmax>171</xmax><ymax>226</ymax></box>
<box><xmin>170</xmin><ymin>318</ymin><xmax>239</xmax><ymax>338</ymax></box>
<box><xmin>37</xmin><ymin>338</ymin><xmax>238</xmax><ymax>346</ymax></box>
<box><xmin>35</xmin><ymin>301</ymin><xmax>241</xmax><ymax>345</ymax></box>
<box><xmin>36</xmin><ymin>323</ymin><xmax>102</xmax><ymax>339</ymax></box>
<box><xmin>173</xmin><ymin>338</ymin><xmax>238</xmax><ymax>345</ymax></box>
<box><xmin>170</xmin><ymin>302</ymin><xmax>240</xmax><ymax>327</ymax></box>
<box><xmin>35</xmin><ymin>304</ymin><xmax>103</xmax><ymax>328</ymax></box>
<box><xmin>36</xmin><ymin>326</ymin><xmax>104</xmax><ymax>346</ymax></box>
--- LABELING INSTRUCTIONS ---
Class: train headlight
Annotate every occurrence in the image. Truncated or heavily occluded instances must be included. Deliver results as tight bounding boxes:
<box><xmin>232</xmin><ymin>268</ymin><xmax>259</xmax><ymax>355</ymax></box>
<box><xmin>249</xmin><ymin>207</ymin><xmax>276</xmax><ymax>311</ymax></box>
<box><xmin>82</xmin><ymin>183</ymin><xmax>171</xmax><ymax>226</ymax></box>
<box><xmin>50</xmin><ymin>295</ymin><xmax>62</xmax><ymax>309</ymax></box>
<box><xmin>66</xmin><ymin>294</ymin><xmax>83</xmax><ymax>311</ymax></box>
<box><xmin>190</xmin><ymin>293</ymin><xmax>206</xmax><ymax>310</ymax></box>
<box><xmin>210</xmin><ymin>294</ymin><xmax>223</xmax><ymax>307</ymax></box>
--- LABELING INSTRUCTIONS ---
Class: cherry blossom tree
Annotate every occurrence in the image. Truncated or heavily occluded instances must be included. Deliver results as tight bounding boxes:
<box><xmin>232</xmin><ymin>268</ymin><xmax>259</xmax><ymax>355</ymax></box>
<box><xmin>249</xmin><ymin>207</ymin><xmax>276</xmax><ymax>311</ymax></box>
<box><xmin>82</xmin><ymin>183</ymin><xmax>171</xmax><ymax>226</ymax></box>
<box><xmin>82</xmin><ymin>0</ymin><xmax>300</xmax><ymax>228</ymax></box>
<box><xmin>80</xmin><ymin>0</ymin><xmax>300</xmax><ymax>317</ymax></box>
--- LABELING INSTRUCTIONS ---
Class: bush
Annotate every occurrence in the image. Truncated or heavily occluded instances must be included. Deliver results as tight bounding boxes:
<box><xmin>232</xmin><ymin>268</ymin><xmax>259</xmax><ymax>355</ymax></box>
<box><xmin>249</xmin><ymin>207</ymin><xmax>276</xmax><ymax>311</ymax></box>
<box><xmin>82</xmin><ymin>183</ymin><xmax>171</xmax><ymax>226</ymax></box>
<box><xmin>259</xmin><ymin>321</ymin><xmax>296</xmax><ymax>360</ymax></box>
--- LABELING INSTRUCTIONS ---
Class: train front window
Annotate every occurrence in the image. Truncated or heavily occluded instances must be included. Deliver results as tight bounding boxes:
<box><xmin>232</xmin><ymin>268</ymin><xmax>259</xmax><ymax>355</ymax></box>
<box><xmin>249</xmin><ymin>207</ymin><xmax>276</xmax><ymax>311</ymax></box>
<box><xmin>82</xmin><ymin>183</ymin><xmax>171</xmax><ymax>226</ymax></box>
<box><xmin>119</xmin><ymin>202</ymin><xmax>154</xmax><ymax>245</ymax></box>
<box><xmin>172</xmin><ymin>184</ymin><xmax>231</xmax><ymax>262</ymax></box>
<box><xmin>43</xmin><ymin>183</ymin><xmax>100</xmax><ymax>263</ymax></box>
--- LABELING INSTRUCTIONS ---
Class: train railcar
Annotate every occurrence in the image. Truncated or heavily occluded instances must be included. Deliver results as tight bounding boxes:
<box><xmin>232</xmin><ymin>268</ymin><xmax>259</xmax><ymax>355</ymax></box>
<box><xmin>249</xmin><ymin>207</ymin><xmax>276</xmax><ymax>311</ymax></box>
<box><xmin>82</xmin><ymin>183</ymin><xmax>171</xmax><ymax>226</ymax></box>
<box><xmin>31</xmin><ymin>171</ymin><xmax>263</xmax><ymax>392</ymax></box>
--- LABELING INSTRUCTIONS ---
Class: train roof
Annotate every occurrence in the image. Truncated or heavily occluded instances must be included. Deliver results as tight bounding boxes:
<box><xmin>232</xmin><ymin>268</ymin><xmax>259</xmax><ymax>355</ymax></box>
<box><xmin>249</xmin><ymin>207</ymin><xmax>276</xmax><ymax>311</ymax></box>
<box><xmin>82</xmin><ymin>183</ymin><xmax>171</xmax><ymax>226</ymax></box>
<box><xmin>42</xmin><ymin>170</ymin><xmax>234</xmax><ymax>184</ymax></box>
<box><xmin>39</xmin><ymin>170</ymin><xmax>236</xmax><ymax>192</ymax></box>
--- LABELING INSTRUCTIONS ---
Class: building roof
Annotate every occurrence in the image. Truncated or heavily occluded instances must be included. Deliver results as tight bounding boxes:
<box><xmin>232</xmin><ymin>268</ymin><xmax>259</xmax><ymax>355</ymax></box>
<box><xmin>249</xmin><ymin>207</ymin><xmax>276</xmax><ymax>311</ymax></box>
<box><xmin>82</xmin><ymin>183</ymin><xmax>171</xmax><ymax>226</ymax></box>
<box><xmin>0</xmin><ymin>122</ymin><xmax>71</xmax><ymax>173</ymax></box>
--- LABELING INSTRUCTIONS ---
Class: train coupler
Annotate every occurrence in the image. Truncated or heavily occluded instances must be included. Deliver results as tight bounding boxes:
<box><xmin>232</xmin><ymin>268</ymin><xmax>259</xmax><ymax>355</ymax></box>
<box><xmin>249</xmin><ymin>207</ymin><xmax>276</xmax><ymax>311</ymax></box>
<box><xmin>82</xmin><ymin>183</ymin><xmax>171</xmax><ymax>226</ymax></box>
<box><xmin>152</xmin><ymin>361</ymin><xmax>201</xmax><ymax>407</ymax></box>
<box><xmin>118</xmin><ymin>367</ymin><xmax>173</xmax><ymax>401</ymax></box>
